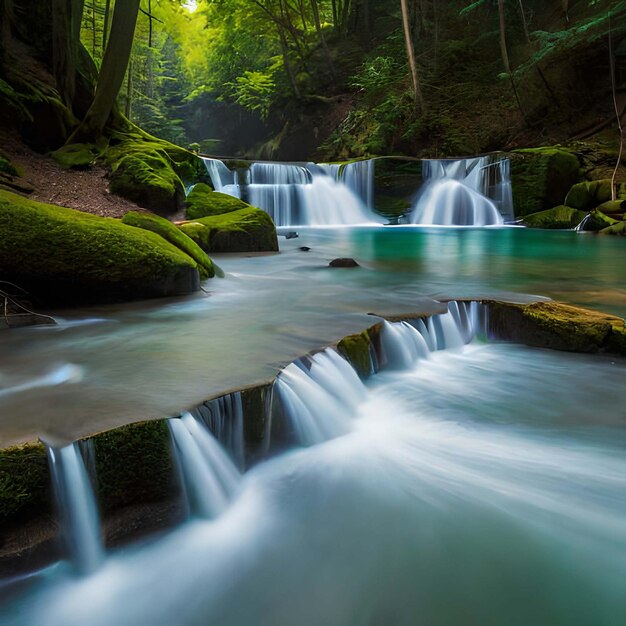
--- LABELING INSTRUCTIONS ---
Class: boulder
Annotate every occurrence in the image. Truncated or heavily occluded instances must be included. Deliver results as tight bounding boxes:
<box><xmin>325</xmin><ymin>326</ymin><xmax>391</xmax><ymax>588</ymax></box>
<box><xmin>329</xmin><ymin>258</ymin><xmax>360</xmax><ymax>268</ymax></box>
<box><xmin>522</xmin><ymin>205</ymin><xmax>587</xmax><ymax>229</ymax></box>
<box><xmin>0</xmin><ymin>190</ymin><xmax>200</xmax><ymax>304</ymax></box>
<box><xmin>509</xmin><ymin>147</ymin><xmax>580</xmax><ymax>217</ymax></box>
<box><xmin>185</xmin><ymin>184</ymin><xmax>249</xmax><ymax>219</ymax></box>
<box><xmin>600</xmin><ymin>221</ymin><xmax>626</xmax><ymax>236</ymax></box>
<box><xmin>564</xmin><ymin>179</ymin><xmax>626</xmax><ymax>211</ymax></box>
<box><xmin>576</xmin><ymin>209</ymin><xmax>619</xmax><ymax>232</ymax></box>
<box><xmin>179</xmin><ymin>207</ymin><xmax>278</xmax><ymax>253</ymax></box>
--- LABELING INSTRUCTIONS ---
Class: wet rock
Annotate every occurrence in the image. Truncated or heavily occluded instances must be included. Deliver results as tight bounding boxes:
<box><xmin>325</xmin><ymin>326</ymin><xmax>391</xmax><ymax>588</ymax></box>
<box><xmin>299</xmin><ymin>246</ymin><xmax>311</xmax><ymax>252</ymax></box>
<box><xmin>329</xmin><ymin>258</ymin><xmax>360</xmax><ymax>268</ymax></box>
<box><xmin>284</xmin><ymin>231</ymin><xmax>299</xmax><ymax>239</ymax></box>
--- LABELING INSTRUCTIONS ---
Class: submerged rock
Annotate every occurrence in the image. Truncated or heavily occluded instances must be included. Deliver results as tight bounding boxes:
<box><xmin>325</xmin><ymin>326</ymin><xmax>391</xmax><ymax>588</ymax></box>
<box><xmin>522</xmin><ymin>205</ymin><xmax>587</xmax><ymax>229</ymax></box>
<box><xmin>0</xmin><ymin>190</ymin><xmax>201</xmax><ymax>304</ymax></box>
<box><xmin>329</xmin><ymin>258</ymin><xmax>360</xmax><ymax>268</ymax></box>
<box><xmin>179</xmin><ymin>207</ymin><xmax>278</xmax><ymax>253</ymax></box>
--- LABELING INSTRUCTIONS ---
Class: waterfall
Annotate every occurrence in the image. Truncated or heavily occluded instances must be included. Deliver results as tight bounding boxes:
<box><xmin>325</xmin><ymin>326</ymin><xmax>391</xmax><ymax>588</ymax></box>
<box><xmin>191</xmin><ymin>393</ymin><xmax>246</xmax><ymax>471</ymax></box>
<box><xmin>203</xmin><ymin>158</ymin><xmax>380</xmax><ymax>227</ymax></box>
<box><xmin>275</xmin><ymin>348</ymin><xmax>366</xmax><ymax>446</ymax></box>
<box><xmin>47</xmin><ymin>442</ymin><xmax>104</xmax><ymax>575</ymax></box>
<box><xmin>409</xmin><ymin>157</ymin><xmax>509</xmax><ymax>226</ymax></box>
<box><xmin>168</xmin><ymin>413</ymin><xmax>241</xmax><ymax>519</ymax></box>
<box><xmin>380</xmin><ymin>302</ymin><xmax>486</xmax><ymax>369</ymax></box>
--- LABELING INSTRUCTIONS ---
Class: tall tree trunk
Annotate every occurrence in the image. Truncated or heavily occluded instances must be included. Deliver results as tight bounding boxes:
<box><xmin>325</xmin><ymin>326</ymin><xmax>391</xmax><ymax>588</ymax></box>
<box><xmin>609</xmin><ymin>13</ymin><xmax>623</xmax><ymax>202</ymax></box>
<box><xmin>401</xmin><ymin>0</ymin><xmax>424</xmax><ymax>113</ymax></box>
<box><xmin>432</xmin><ymin>0</ymin><xmax>440</xmax><ymax>75</ymax></box>
<box><xmin>91</xmin><ymin>0</ymin><xmax>97</xmax><ymax>57</ymax></box>
<box><xmin>69</xmin><ymin>0</ymin><xmax>141</xmax><ymax>142</ymax></box>
<box><xmin>310</xmin><ymin>0</ymin><xmax>335</xmax><ymax>76</ymax></box>
<box><xmin>562</xmin><ymin>0</ymin><xmax>570</xmax><ymax>23</ymax></box>
<box><xmin>148</xmin><ymin>0</ymin><xmax>153</xmax><ymax>48</ymax></box>
<box><xmin>278</xmin><ymin>27</ymin><xmax>300</xmax><ymax>98</ymax></box>
<box><xmin>102</xmin><ymin>0</ymin><xmax>110</xmax><ymax>49</ymax></box>
<box><xmin>340</xmin><ymin>0</ymin><xmax>351</xmax><ymax>37</ymax></box>
<box><xmin>497</xmin><ymin>0</ymin><xmax>525</xmax><ymax>121</ymax></box>
<box><xmin>52</xmin><ymin>0</ymin><xmax>76</xmax><ymax>111</ymax></box>
<box><xmin>125</xmin><ymin>55</ymin><xmax>133</xmax><ymax>118</ymax></box>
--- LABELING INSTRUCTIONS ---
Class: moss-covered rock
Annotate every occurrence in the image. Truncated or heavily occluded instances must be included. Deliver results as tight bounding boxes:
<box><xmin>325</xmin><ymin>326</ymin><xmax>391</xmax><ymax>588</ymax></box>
<box><xmin>51</xmin><ymin>142</ymin><xmax>104</xmax><ymax>170</ymax></box>
<box><xmin>0</xmin><ymin>190</ymin><xmax>200</xmax><ymax>304</ymax></box>
<box><xmin>600</xmin><ymin>220</ymin><xmax>626</xmax><ymax>236</ymax></box>
<box><xmin>337</xmin><ymin>330</ymin><xmax>373</xmax><ymax>378</ymax></box>
<box><xmin>110</xmin><ymin>151</ymin><xmax>185</xmax><ymax>215</ymax></box>
<box><xmin>91</xmin><ymin>421</ymin><xmax>176</xmax><ymax>514</ymax></box>
<box><xmin>0</xmin><ymin>442</ymin><xmax>51</xmax><ymax>523</ymax></box>
<box><xmin>121</xmin><ymin>211</ymin><xmax>216</xmax><ymax>280</ymax></box>
<box><xmin>596</xmin><ymin>199</ymin><xmax>626</xmax><ymax>215</ymax></box>
<box><xmin>185</xmin><ymin>185</ymin><xmax>250</xmax><ymax>220</ymax></box>
<box><xmin>0</xmin><ymin>152</ymin><xmax>18</xmax><ymax>177</ymax></box>
<box><xmin>576</xmin><ymin>209</ymin><xmax>619</xmax><ymax>232</ymax></box>
<box><xmin>522</xmin><ymin>205</ymin><xmax>587</xmax><ymax>229</ymax></box>
<box><xmin>564</xmin><ymin>179</ymin><xmax>626</xmax><ymax>211</ymax></box>
<box><xmin>179</xmin><ymin>207</ymin><xmax>278</xmax><ymax>253</ymax></box>
<box><xmin>487</xmin><ymin>301</ymin><xmax>626</xmax><ymax>355</ymax></box>
<box><xmin>509</xmin><ymin>148</ymin><xmax>580</xmax><ymax>217</ymax></box>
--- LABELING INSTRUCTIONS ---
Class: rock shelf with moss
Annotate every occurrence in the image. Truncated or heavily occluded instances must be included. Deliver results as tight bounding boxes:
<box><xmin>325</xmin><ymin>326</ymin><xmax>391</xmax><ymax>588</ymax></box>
<box><xmin>185</xmin><ymin>184</ymin><xmax>250</xmax><ymax>219</ymax></box>
<box><xmin>522</xmin><ymin>205</ymin><xmax>587</xmax><ymax>229</ymax></box>
<box><xmin>179</xmin><ymin>207</ymin><xmax>278</xmax><ymax>253</ymax></box>
<box><xmin>0</xmin><ymin>190</ymin><xmax>201</xmax><ymax>304</ymax></box>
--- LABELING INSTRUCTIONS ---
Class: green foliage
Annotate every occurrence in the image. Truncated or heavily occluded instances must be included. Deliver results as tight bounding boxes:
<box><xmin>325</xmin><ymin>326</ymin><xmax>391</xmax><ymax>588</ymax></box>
<box><xmin>229</xmin><ymin>71</ymin><xmax>277</xmax><ymax>121</ymax></box>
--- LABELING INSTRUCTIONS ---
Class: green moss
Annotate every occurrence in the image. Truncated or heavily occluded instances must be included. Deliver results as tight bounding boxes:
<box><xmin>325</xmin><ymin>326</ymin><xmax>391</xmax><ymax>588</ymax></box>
<box><xmin>0</xmin><ymin>152</ymin><xmax>18</xmax><ymax>177</ymax></box>
<box><xmin>510</xmin><ymin>148</ymin><xmax>581</xmax><ymax>217</ymax></box>
<box><xmin>596</xmin><ymin>200</ymin><xmax>626</xmax><ymax>215</ymax></box>
<box><xmin>91</xmin><ymin>421</ymin><xmax>176</xmax><ymax>514</ymax></box>
<box><xmin>522</xmin><ymin>205</ymin><xmax>587</xmax><ymax>229</ymax></box>
<box><xmin>600</xmin><ymin>221</ymin><xmax>626</xmax><ymax>236</ymax></box>
<box><xmin>0</xmin><ymin>443</ymin><xmax>50</xmax><ymax>523</ymax></box>
<box><xmin>564</xmin><ymin>179</ymin><xmax>621</xmax><ymax>211</ymax></box>
<box><xmin>337</xmin><ymin>331</ymin><xmax>373</xmax><ymax>378</ymax></box>
<box><xmin>185</xmin><ymin>185</ymin><xmax>250</xmax><ymax>219</ymax></box>
<box><xmin>577</xmin><ymin>209</ymin><xmax>619</xmax><ymax>232</ymax></box>
<box><xmin>0</xmin><ymin>190</ymin><xmax>200</xmax><ymax>304</ymax></box>
<box><xmin>110</xmin><ymin>151</ymin><xmax>185</xmax><ymax>215</ymax></box>
<box><xmin>121</xmin><ymin>211</ymin><xmax>215</xmax><ymax>280</ymax></box>
<box><xmin>51</xmin><ymin>143</ymin><xmax>104</xmax><ymax>170</ymax></box>
<box><xmin>487</xmin><ymin>301</ymin><xmax>626</xmax><ymax>355</ymax></box>
<box><xmin>179</xmin><ymin>207</ymin><xmax>278</xmax><ymax>253</ymax></box>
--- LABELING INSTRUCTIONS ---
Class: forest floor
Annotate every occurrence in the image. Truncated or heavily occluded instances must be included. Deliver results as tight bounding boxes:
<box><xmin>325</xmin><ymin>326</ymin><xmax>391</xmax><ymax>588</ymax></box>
<box><xmin>0</xmin><ymin>131</ymin><xmax>144</xmax><ymax>218</ymax></box>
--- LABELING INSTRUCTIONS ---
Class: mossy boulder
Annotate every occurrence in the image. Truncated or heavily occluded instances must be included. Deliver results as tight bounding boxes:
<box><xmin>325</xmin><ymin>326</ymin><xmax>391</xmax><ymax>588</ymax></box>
<box><xmin>0</xmin><ymin>190</ymin><xmax>200</xmax><ymax>304</ymax></box>
<box><xmin>509</xmin><ymin>148</ymin><xmax>580</xmax><ymax>217</ymax></box>
<box><xmin>522</xmin><ymin>205</ymin><xmax>587</xmax><ymax>229</ymax></box>
<box><xmin>179</xmin><ymin>207</ymin><xmax>278</xmax><ymax>253</ymax></box>
<box><xmin>564</xmin><ymin>179</ymin><xmax>626</xmax><ymax>211</ymax></box>
<box><xmin>576</xmin><ymin>209</ymin><xmax>619</xmax><ymax>232</ymax></box>
<box><xmin>185</xmin><ymin>184</ymin><xmax>249</xmax><ymax>219</ymax></box>
<box><xmin>596</xmin><ymin>199</ymin><xmax>626</xmax><ymax>215</ymax></box>
<box><xmin>487</xmin><ymin>301</ymin><xmax>626</xmax><ymax>355</ymax></box>
<box><xmin>110</xmin><ymin>151</ymin><xmax>185</xmax><ymax>215</ymax></box>
<box><xmin>600</xmin><ymin>221</ymin><xmax>626</xmax><ymax>236</ymax></box>
<box><xmin>338</xmin><ymin>330</ymin><xmax>373</xmax><ymax>378</ymax></box>
<box><xmin>51</xmin><ymin>142</ymin><xmax>103</xmax><ymax>170</ymax></box>
<box><xmin>121</xmin><ymin>211</ymin><xmax>216</xmax><ymax>280</ymax></box>
<box><xmin>0</xmin><ymin>442</ymin><xmax>51</xmax><ymax>524</ymax></box>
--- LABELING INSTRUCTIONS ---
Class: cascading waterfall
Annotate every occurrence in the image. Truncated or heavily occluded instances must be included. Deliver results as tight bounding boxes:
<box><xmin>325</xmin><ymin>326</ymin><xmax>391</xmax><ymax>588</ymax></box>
<box><xmin>380</xmin><ymin>301</ymin><xmax>486</xmax><ymax>368</ymax></box>
<box><xmin>275</xmin><ymin>348</ymin><xmax>366</xmax><ymax>446</ymax></box>
<box><xmin>409</xmin><ymin>157</ymin><xmax>510</xmax><ymax>226</ymax></box>
<box><xmin>168</xmin><ymin>412</ymin><xmax>241</xmax><ymax>519</ymax></box>
<box><xmin>203</xmin><ymin>158</ymin><xmax>380</xmax><ymax>227</ymax></box>
<box><xmin>47</xmin><ymin>442</ymin><xmax>104</xmax><ymax>575</ymax></box>
<box><xmin>191</xmin><ymin>393</ymin><xmax>246</xmax><ymax>471</ymax></box>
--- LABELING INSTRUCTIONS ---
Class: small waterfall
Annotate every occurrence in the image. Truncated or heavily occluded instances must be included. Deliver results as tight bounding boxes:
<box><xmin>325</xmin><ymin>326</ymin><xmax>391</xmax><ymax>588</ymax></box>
<box><xmin>168</xmin><ymin>413</ymin><xmax>241</xmax><ymax>519</ymax></box>
<box><xmin>276</xmin><ymin>348</ymin><xmax>366</xmax><ymax>446</ymax></box>
<box><xmin>409</xmin><ymin>157</ymin><xmax>508</xmax><ymax>226</ymax></box>
<box><xmin>380</xmin><ymin>302</ymin><xmax>486</xmax><ymax>369</ymax></box>
<box><xmin>192</xmin><ymin>393</ymin><xmax>245</xmax><ymax>471</ymax></box>
<box><xmin>339</xmin><ymin>160</ymin><xmax>375</xmax><ymax>210</ymax></box>
<box><xmin>203</xmin><ymin>158</ymin><xmax>380</xmax><ymax>227</ymax></box>
<box><xmin>203</xmin><ymin>157</ymin><xmax>242</xmax><ymax>198</ymax></box>
<box><xmin>47</xmin><ymin>442</ymin><xmax>104</xmax><ymax>575</ymax></box>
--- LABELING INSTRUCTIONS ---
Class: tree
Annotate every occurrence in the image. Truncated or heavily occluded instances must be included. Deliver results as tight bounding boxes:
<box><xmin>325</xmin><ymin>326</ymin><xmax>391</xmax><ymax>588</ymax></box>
<box><xmin>401</xmin><ymin>0</ymin><xmax>424</xmax><ymax>112</ymax></box>
<box><xmin>70</xmin><ymin>0</ymin><xmax>141</xmax><ymax>141</ymax></box>
<box><xmin>497</xmin><ymin>0</ymin><xmax>525</xmax><ymax>121</ymax></box>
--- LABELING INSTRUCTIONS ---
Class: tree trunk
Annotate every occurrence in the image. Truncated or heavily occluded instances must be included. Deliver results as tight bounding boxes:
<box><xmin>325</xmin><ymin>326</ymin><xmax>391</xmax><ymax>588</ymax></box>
<box><xmin>91</xmin><ymin>0</ymin><xmax>97</xmax><ymax>57</ymax></box>
<box><xmin>69</xmin><ymin>0</ymin><xmax>141</xmax><ymax>142</ymax></box>
<box><xmin>125</xmin><ymin>55</ymin><xmax>133</xmax><ymax>118</ymax></box>
<box><xmin>401</xmin><ymin>0</ymin><xmax>424</xmax><ymax>113</ymax></box>
<box><xmin>609</xmin><ymin>14</ymin><xmax>623</xmax><ymax>202</ymax></box>
<box><xmin>497</xmin><ymin>0</ymin><xmax>525</xmax><ymax>121</ymax></box>
<box><xmin>52</xmin><ymin>0</ymin><xmax>76</xmax><ymax>111</ymax></box>
<box><xmin>102</xmin><ymin>0</ymin><xmax>110</xmax><ymax>49</ymax></box>
<box><xmin>310</xmin><ymin>0</ymin><xmax>335</xmax><ymax>76</ymax></box>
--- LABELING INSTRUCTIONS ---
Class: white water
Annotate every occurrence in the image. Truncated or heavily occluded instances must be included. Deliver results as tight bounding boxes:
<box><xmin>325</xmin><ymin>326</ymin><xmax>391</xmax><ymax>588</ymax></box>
<box><xmin>192</xmin><ymin>393</ymin><xmax>245</xmax><ymax>470</ymax></box>
<box><xmin>7</xmin><ymin>313</ymin><xmax>626</xmax><ymax>625</ymax></box>
<box><xmin>0</xmin><ymin>363</ymin><xmax>83</xmax><ymax>399</ymax></box>
<box><xmin>203</xmin><ymin>158</ymin><xmax>380</xmax><ymax>227</ymax></box>
<box><xmin>410</xmin><ymin>157</ymin><xmax>509</xmax><ymax>226</ymax></box>
<box><xmin>46</xmin><ymin>443</ymin><xmax>104</xmax><ymax>575</ymax></box>
<box><xmin>168</xmin><ymin>413</ymin><xmax>241</xmax><ymax>519</ymax></box>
